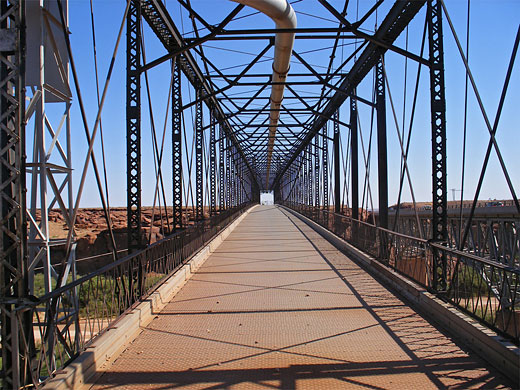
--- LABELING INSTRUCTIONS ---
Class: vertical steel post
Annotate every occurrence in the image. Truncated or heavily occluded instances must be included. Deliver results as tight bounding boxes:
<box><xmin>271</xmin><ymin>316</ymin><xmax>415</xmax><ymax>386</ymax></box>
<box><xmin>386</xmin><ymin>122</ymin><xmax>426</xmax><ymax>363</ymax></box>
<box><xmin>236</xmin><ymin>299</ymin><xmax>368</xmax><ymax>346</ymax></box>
<box><xmin>0</xmin><ymin>0</ymin><xmax>31</xmax><ymax>387</ymax></box>
<box><xmin>242</xmin><ymin>160</ymin><xmax>245</xmax><ymax>205</ymax></box>
<box><xmin>295</xmin><ymin>157</ymin><xmax>298</xmax><ymax>206</ymax></box>
<box><xmin>238</xmin><ymin>157</ymin><xmax>242</xmax><ymax>206</ymax></box>
<box><xmin>307</xmin><ymin>146</ymin><xmax>311</xmax><ymax>209</ymax></box>
<box><xmin>290</xmin><ymin>166</ymin><xmax>293</xmax><ymax>205</ymax></box>
<box><xmin>243</xmin><ymin>161</ymin><xmax>246</xmax><ymax>205</ymax></box>
<box><xmin>172</xmin><ymin>58</ymin><xmax>182</xmax><ymax>230</ymax></box>
<box><xmin>288</xmin><ymin>170</ymin><xmax>291</xmax><ymax>205</ymax></box>
<box><xmin>240</xmin><ymin>160</ymin><xmax>243</xmax><ymax>205</ymax></box>
<box><xmin>350</xmin><ymin>95</ymin><xmax>359</xmax><ymax>220</ymax></box>
<box><xmin>229</xmin><ymin>147</ymin><xmax>233</xmax><ymax>208</ymax></box>
<box><xmin>236</xmin><ymin>156</ymin><xmax>240</xmax><ymax>206</ymax></box>
<box><xmin>231</xmin><ymin>148</ymin><xmax>236</xmax><ymax>207</ymax></box>
<box><xmin>219</xmin><ymin>124</ymin><xmax>225</xmax><ymax>211</ymax></box>
<box><xmin>32</xmin><ymin>0</ymin><xmax>51</xmax><ymax>298</ymax></box>
<box><xmin>301</xmin><ymin>154</ymin><xmax>304</xmax><ymax>208</ymax></box>
<box><xmin>238</xmin><ymin>151</ymin><xmax>242</xmax><ymax>205</ymax></box>
<box><xmin>242</xmin><ymin>160</ymin><xmax>246</xmax><ymax>204</ymax></box>
<box><xmin>314</xmin><ymin>135</ymin><xmax>320</xmax><ymax>210</ymax></box>
<box><xmin>427</xmin><ymin>0</ymin><xmax>448</xmax><ymax>290</ymax></box>
<box><xmin>126</xmin><ymin>0</ymin><xmax>141</xmax><ymax>251</ymax></box>
<box><xmin>233</xmin><ymin>148</ymin><xmax>238</xmax><ymax>207</ymax></box>
<box><xmin>295</xmin><ymin>164</ymin><xmax>298</xmax><ymax>206</ymax></box>
<box><xmin>299</xmin><ymin>155</ymin><xmax>303</xmax><ymax>207</ymax></box>
<box><xmin>333</xmin><ymin>110</ymin><xmax>340</xmax><ymax>213</ymax></box>
<box><xmin>287</xmin><ymin>170</ymin><xmax>290</xmax><ymax>205</ymax></box>
<box><xmin>195</xmin><ymin>89</ymin><xmax>203</xmax><ymax>220</ymax></box>
<box><xmin>323</xmin><ymin>124</ymin><xmax>329</xmax><ymax>219</ymax></box>
<box><xmin>299</xmin><ymin>155</ymin><xmax>302</xmax><ymax>207</ymax></box>
<box><xmin>209</xmin><ymin>109</ymin><xmax>216</xmax><ymax>215</ymax></box>
<box><xmin>376</xmin><ymin>57</ymin><xmax>388</xmax><ymax>229</ymax></box>
<box><xmin>292</xmin><ymin>160</ymin><xmax>295</xmax><ymax>205</ymax></box>
<box><xmin>303</xmin><ymin>148</ymin><xmax>308</xmax><ymax>210</ymax></box>
<box><xmin>295</xmin><ymin>158</ymin><xmax>299</xmax><ymax>206</ymax></box>
<box><xmin>226</xmin><ymin>136</ymin><xmax>231</xmax><ymax>209</ymax></box>
<box><xmin>235</xmin><ymin>148</ymin><xmax>242</xmax><ymax>206</ymax></box>
<box><xmin>251</xmin><ymin>156</ymin><xmax>257</xmax><ymax>203</ymax></box>
<box><xmin>305</xmin><ymin>148</ymin><xmax>309</xmax><ymax>209</ymax></box>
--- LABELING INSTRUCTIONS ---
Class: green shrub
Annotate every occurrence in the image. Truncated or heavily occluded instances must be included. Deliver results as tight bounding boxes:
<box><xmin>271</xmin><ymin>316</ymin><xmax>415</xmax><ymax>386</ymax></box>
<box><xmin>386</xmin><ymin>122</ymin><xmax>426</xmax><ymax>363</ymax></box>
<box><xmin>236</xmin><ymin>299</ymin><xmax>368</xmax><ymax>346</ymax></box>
<box><xmin>452</xmin><ymin>263</ymin><xmax>490</xmax><ymax>298</ymax></box>
<box><xmin>33</xmin><ymin>270</ymin><xmax>169</xmax><ymax>319</ymax></box>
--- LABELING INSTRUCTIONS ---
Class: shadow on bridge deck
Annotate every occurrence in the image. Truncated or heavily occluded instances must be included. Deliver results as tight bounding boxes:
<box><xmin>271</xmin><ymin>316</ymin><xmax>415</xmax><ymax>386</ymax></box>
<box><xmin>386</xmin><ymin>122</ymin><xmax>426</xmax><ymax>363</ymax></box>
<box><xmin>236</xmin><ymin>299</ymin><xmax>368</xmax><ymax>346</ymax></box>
<box><xmin>89</xmin><ymin>205</ymin><xmax>511</xmax><ymax>389</ymax></box>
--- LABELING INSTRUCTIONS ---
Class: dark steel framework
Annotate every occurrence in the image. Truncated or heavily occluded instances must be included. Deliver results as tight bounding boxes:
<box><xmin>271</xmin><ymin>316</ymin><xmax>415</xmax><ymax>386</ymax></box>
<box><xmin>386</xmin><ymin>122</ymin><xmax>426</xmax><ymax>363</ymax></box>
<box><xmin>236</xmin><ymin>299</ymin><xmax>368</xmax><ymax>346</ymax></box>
<box><xmin>376</xmin><ymin>56</ymin><xmax>388</xmax><ymax>229</ymax></box>
<box><xmin>127</xmin><ymin>0</ymin><xmax>257</xmax><ymax>247</ymax></box>
<box><xmin>219</xmin><ymin>123</ymin><xmax>225</xmax><ymax>211</ymax></box>
<box><xmin>333</xmin><ymin>110</ymin><xmax>340</xmax><ymax>214</ymax></box>
<box><xmin>1</xmin><ymin>0</ymin><xmax>519</xmax><ymax>388</ymax></box>
<box><xmin>126</xmin><ymin>0</ymin><xmax>142</xmax><ymax>251</ymax></box>
<box><xmin>350</xmin><ymin>95</ymin><xmax>359</xmax><ymax>220</ymax></box>
<box><xmin>314</xmin><ymin>135</ymin><xmax>319</xmax><ymax>210</ymax></box>
<box><xmin>209</xmin><ymin>109</ymin><xmax>216</xmax><ymax>216</ymax></box>
<box><xmin>172</xmin><ymin>58</ymin><xmax>182</xmax><ymax>230</ymax></box>
<box><xmin>0</xmin><ymin>0</ymin><xmax>33</xmax><ymax>388</ymax></box>
<box><xmin>427</xmin><ymin>0</ymin><xmax>448</xmax><ymax>290</ymax></box>
<box><xmin>322</xmin><ymin>124</ymin><xmax>328</xmax><ymax>212</ymax></box>
<box><xmin>195</xmin><ymin>89</ymin><xmax>204</xmax><ymax>220</ymax></box>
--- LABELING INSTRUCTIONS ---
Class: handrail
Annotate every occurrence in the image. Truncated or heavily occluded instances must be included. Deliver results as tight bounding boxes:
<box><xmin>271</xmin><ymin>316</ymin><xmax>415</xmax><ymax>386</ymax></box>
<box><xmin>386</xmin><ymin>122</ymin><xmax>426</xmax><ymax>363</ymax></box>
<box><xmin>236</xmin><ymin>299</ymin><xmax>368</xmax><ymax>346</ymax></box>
<box><xmin>322</xmin><ymin>208</ymin><xmax>519</xmax><ymax>272</ymax></box>
<box><xmin>2</xmin><ymin>202</ymin><xmax>255</xmax><ymax>389</ymax></box>
<box><xmin>282</xmin><ymin>202</ymin><xmax>519</xmax><ymax>344</ymax></box>
<box><xmin>33</xmin><ymin>204</ymin><xmax>252</xmax><ymax>305</ymax></box>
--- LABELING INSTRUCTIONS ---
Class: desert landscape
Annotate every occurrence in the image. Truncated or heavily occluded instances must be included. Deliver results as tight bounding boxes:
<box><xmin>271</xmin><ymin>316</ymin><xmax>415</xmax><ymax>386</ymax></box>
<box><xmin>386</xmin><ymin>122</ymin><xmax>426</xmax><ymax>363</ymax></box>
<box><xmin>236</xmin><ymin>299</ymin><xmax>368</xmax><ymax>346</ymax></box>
<box><xmin>36</xmin><ymin>206</ymin><xmax>212</xmax><ymax>273</ymax></box>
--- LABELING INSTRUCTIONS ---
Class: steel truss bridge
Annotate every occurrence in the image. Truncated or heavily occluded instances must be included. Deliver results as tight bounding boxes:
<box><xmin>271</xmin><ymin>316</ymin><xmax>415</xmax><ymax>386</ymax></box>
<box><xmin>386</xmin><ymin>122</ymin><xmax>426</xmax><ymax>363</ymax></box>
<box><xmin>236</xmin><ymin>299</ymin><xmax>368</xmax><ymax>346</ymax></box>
<box><xmin>0</xmin><ymin>0</ymin><xmax>519</xmax><ymax>388</ymax></box>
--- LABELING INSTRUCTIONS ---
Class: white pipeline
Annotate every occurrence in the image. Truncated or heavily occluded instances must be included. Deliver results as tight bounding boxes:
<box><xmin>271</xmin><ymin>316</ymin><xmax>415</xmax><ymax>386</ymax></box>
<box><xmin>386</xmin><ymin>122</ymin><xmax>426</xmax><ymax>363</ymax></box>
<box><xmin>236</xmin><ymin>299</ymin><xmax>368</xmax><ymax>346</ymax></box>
<box><xmin>229</xmin><ymin>0</ymin><xmax>297</xmax><ymax>187</ymax></box>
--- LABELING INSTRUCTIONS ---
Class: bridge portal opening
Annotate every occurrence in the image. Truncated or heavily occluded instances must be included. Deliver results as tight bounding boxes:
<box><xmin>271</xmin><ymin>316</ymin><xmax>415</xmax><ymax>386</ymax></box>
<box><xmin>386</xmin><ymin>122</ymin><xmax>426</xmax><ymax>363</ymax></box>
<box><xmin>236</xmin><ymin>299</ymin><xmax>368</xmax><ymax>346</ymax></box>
<box><xmin>260</xmin><ymin>191</ymin><xmax>274</xmax><ymax>205</ymax></box>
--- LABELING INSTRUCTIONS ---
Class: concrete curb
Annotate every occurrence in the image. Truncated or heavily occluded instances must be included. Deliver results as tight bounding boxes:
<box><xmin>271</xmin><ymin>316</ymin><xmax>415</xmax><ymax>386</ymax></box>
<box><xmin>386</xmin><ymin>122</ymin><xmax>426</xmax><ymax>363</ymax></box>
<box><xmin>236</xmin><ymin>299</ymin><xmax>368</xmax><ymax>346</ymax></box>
<box><xmin>281</xmin><ymin>205</ymin><xmax>520</xmax><ymax>385</ymax></box>
<box><xmin>43</xmin><ymin>205</ymin><xmax>258</xmax><ymax>390</ymax></box>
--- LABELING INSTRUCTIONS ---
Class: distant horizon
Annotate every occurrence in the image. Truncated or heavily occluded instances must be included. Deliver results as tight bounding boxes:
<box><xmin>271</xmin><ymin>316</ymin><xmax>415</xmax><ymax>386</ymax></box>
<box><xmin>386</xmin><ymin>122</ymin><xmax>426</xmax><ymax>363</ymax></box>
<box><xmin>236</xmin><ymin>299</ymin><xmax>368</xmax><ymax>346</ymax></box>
<box><xmin>39</xmin><ymin>198</ymin><xmax>517</xmax><ymax>212</ymax></box>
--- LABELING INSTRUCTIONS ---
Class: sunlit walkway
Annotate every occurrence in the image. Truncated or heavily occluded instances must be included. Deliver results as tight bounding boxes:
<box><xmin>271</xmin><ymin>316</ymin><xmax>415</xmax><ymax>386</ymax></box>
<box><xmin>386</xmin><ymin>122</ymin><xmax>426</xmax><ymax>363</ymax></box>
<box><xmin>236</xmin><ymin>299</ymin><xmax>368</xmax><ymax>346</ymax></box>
<box><xmin>90</xmin><ymin>205</ymin><xmax>510</xmax><ymax>389</ymax></box>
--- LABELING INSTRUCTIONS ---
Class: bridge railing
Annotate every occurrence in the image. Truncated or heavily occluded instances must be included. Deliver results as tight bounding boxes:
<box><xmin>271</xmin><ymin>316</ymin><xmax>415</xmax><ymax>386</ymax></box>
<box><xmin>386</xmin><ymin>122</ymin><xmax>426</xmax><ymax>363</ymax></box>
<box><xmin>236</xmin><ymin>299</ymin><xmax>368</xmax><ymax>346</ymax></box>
<box><xmin>1</xmin><ymin>203</ymin><xmax>253</xmax><ymax>388</ymax></box>
<box><xmin>388</xmin><ymin>215</ymin><xmax>519</xmax><ymax>268</ymax></box>
<box><xmin>284</xmin><ymin>203</ymin><xmax>519</xmax><ymax>345</ymax></box>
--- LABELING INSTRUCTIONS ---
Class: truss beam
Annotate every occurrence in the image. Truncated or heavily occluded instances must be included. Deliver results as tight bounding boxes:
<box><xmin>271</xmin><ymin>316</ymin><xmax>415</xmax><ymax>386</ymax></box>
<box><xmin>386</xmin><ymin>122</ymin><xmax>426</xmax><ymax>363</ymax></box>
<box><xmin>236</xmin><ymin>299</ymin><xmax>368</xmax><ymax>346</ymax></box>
<box><xmin>376</xmin><ymin>57</ymin><xmax>388</xmax><ymax>229</ymax></box>
<box><xmin>140</xmin><ymin>0</ymin><xmax>257</xmax><ymax>184</ymax></box>
<box><xmin>195</xmin><ymin>90</ymin><xmax>204</xmax><ymax>220</ymax></box>
<box><xmin>427</xmin><ymin>0</ymin><xmax>448</xmax><ymax>290</ymax></box>
<box><xmin>172</xmin><ymin>58</ymin><xmax>182</xmax><ymax>230</ymax></box>
<box><xmin>0</xmin><ymin>1</ymin><xmax>32</xmax><ymax>388</ymax></box>
<box><xmin>273</xmin><ymin>0</ymin><xmax>426</xmax><ymax>188</ymax></box>
<box><xmin>126</xmin><ymin>0</ymin><xmax>142</xmax><ymax>251</ymax></box>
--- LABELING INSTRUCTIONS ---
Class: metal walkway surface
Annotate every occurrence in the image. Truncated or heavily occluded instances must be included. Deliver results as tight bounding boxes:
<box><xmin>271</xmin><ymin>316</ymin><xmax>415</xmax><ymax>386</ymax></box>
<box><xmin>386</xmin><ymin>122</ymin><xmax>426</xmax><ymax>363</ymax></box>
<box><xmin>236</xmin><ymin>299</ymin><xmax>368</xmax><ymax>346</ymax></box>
<box><xmin>90</xmin><ymin>206</ymin><xmax>511</xmax><ymax>389</ymax></box>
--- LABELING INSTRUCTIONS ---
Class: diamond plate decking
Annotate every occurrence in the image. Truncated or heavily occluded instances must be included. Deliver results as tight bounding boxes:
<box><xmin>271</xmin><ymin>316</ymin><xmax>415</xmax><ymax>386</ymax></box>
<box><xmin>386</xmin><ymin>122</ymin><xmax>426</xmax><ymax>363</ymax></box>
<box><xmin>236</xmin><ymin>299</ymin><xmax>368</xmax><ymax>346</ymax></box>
<box><xmin>90</xmin><ymin>205</ymin><xmax>512</xmax><ymax>389</ymax></box>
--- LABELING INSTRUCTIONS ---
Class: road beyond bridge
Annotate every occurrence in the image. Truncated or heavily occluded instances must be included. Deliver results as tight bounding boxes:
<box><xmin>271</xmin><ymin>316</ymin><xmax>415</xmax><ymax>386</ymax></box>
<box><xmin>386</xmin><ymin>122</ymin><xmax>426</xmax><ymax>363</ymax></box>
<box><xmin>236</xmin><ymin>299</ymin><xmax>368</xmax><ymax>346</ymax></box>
<box><xmin>85</xmin><ymin>206</ymin><xmax>512</xmax><ymax>389</ymax></box>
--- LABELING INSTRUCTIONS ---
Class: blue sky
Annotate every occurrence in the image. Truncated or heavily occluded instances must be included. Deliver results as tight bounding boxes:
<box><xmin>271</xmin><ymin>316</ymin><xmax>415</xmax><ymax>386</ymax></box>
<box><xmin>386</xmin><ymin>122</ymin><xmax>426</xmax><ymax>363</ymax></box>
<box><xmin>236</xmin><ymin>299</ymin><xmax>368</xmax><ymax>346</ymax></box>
<box><xmin>29</xmin><ymin>0</ymin><xmax>519</xmax><ymax>209</ymax></box>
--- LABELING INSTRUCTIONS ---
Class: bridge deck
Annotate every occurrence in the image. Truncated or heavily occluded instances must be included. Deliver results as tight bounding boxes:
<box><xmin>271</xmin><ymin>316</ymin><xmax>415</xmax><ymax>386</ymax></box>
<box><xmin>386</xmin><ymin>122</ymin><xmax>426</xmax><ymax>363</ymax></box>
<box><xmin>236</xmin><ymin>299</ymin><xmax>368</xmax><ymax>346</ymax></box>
<box><xmin>90</xmin><ymin>205</ymin><xmax>510</xmax><ymax>389</ymax></box>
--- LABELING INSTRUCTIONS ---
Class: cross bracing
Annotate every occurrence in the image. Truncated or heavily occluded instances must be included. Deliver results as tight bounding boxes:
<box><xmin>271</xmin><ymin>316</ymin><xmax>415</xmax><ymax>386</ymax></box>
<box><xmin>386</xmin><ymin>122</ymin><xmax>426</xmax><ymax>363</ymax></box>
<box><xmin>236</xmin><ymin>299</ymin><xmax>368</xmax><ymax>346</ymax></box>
<box><xmin>0</xmin><ymin>0</ymin><xmax>519</xmax><ymax>388</ymax></box>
